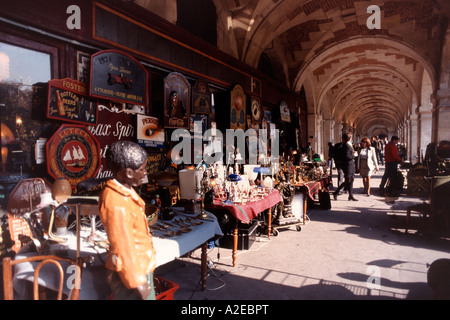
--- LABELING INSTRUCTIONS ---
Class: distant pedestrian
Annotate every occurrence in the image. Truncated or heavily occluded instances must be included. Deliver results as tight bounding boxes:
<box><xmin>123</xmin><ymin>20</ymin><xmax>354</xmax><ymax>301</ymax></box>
<box><xmin>379</xmin><ymin>136</ymin><xmax>403</xmax><ymax>195</ymax></box>
<box><xmin>333</xmin><ymin>132</ymin><xmax>358</xmax><ymax>201</ymax></box>
<box><xmin>357</xmin><ymin>137</ymin><xmax>379</xmax><ymax>196</ymax></box>
<box><xmin>327</xmin><ymin>142</ymin><xmax>334</xmax><ymax>174</ymax></box>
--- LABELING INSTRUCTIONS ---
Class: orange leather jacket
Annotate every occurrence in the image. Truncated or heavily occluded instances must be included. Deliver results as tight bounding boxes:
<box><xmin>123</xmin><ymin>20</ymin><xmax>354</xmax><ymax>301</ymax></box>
<box><xmin>99</xmin><ymin>179</ymin><xmax>156</xmax><ymax>289</ymax></box>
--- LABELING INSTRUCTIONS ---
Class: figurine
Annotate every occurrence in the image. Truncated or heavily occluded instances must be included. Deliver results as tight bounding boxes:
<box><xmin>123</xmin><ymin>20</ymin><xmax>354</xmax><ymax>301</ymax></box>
<box><xmin>99</xmin><ymin>141</ymin><xmax>157</xmax><ymax>300</ymax></box>
<box><xmin>151</xmin><ymin>194</ymin><xmax>161</xmax><ymax>209</ymax></box>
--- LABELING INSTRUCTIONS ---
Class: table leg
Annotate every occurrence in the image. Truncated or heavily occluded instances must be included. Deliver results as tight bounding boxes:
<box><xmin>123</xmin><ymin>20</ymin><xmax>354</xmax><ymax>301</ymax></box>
<box><xmin>233</xmin><ymin>219</ymin><xmax>238</xmax><ymax>267</ymax></box>
<box><xmin>267</xmin><ymin>207</ymin><xmax>272</xmax><ymax>239</ymax></box>
<box><xmin>201</xmin><ymin>242</ymin><xmax>207</xmax><ymax>291</ymax></box>
<box><xmin>302</xmin><ymin>190</ymin><xmax>307</xmax><ymax>225</ymax></box>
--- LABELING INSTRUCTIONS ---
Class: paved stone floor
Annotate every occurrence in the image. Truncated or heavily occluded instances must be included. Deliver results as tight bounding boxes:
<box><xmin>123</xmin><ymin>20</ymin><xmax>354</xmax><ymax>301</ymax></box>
<box><xmin>155</xmin><ymin>166</ymin><xmax>450</xmax><ymax>301</ymax></box>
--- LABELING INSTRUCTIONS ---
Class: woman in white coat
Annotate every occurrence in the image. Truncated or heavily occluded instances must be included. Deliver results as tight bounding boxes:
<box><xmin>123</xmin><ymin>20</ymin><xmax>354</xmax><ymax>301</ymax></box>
<box><xmin>357</xmin><ymin>137</ymin><xmax>379</xmax><ymax>196</ymax></box>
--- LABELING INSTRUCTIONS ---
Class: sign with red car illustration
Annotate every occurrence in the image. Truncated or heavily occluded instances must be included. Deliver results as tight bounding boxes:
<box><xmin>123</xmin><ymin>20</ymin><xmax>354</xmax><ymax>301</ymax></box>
<box><xmin>89</xmin><ymin>50</ymin><xmax>149</xmax><ymax>106</ymax></box>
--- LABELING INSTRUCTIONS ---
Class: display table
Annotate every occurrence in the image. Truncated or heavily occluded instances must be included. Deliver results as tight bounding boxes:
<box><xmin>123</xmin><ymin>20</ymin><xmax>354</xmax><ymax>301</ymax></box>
<box><xmin>206</xmin><ymin>190</ymin><xmax>282</xmax><ymax>266</ymax></box>
<box><xmin>292</xmin><ymin>176</ymin><xmax>332</xmax><ymax>222</ymax></box>
<box><xmin>9</xmin><ymin>211</ymin><xmax>222</xmax><ymax>299</ymax></box>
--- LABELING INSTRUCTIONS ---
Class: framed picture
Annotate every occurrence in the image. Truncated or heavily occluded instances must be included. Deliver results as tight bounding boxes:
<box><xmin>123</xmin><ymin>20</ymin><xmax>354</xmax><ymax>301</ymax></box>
<box><xmin>77</xmin><ymin>51</ymin><xmax>90</xmax><ymax>85</ymax></box>
<box><xmin>192</xmin><ymin>80</ymin><xmax>211</xmax><ymax>114</ymax></box>
<box><xmin>250</xmin><ymin>97</ymin><xmax>262</xmax><ymax>124</ymax></box>
<box><xmin>230</xmin><ymin>84</ymin><xmax>246</xmax><ymax>130</ymax></box>
<box><xmin>164</xmin><ymin>72</ymin><xmax>190</xmax><ymax>128</ymax></box>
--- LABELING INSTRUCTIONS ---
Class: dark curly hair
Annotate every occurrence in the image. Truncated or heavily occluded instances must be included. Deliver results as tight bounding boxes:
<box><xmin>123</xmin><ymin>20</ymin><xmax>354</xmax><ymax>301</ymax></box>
<box><xmin>106</xmin><ymin>141</ymin><xmax>148</xmax><ymax>172</ymax></box>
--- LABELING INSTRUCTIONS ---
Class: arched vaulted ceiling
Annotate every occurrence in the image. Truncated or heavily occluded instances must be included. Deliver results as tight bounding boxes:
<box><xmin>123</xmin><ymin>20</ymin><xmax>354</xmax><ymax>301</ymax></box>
<box><xmin>210</xmin><ymin>0</ymin><xmax>448</xmax><ymax>136</ymax></box>
<box><xmin>133</xmin><ymin>0</ymin><xmax>449</xmax><ymax>136</ymax></box>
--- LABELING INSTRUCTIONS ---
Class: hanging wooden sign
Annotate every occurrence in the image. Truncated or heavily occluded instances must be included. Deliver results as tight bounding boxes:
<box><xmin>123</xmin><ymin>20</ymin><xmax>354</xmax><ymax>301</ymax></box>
<box><xmin>46</xmin><ymin>124</ymin><xmax>101</xmax><ymax>187</ymax></box>
<box><xmin>47</xmin><ymin>78</ymin><xmax>98</xmax><ymax>125</ymax></box>
<box><xmin>89</xmin><ymin>49</ymin><xmax>149</xmax><ymax>106</ymax></box>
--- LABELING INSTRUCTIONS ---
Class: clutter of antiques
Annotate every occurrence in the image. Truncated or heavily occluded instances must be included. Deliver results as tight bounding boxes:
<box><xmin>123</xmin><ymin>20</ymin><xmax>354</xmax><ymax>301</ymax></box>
<box><xmin>0</xmin><ymin>45</ymin><xmax>332</xmax><ymax>300</ymax></box>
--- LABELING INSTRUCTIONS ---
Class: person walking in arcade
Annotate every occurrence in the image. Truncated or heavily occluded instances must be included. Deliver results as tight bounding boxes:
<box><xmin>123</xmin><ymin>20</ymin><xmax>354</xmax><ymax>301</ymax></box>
<box><xmin>333</xmin><ymin>132</ymin><xmax>358</xmax><ymax>201</ymax></box>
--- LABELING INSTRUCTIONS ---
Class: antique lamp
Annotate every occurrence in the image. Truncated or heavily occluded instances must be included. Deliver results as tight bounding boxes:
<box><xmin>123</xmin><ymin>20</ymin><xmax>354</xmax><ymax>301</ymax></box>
<box><xmin>195</xmin><ymin>170</ymin><xmax>211</xmax><ymax>219</ymax></box>
<box><xmin>253</xmin><ymin>166</ymin><xmax>270</xmax><ymax>187</ymax></box>
<box><xmin>227</xmin><ymin>173</ymin><xmax>242</xmax><ymax>202</ymax></box>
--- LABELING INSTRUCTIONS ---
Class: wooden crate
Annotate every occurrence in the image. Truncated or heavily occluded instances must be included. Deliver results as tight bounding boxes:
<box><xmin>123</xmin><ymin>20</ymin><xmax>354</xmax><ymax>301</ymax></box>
<box><xmin>407</xmin><ymin>173</ymin><xmax>430</xmax><ymax>196</ymax></box>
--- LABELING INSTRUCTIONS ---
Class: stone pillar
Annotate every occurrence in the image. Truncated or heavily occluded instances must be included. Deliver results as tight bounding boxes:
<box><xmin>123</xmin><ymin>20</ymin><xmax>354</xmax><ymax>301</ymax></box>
<box><xmin>334</xmin><ymin>121</ymin><xmax>343</xmax><ymax>143</ymax></box>
<box><xmin>417</xmin><ymin>105</ymin><xmax>433</xmax><ymax>161</ymax></box>
<box><xmin>408</xmin><ymin>114</ymin><xmax>420</xmax><ymax>162</ymax></box>
<box><xmin>433</xmin><ymin>26</ymin><xmax>450</xmax><ymax>142</ymax></box>
<box><xmin>433</xmin><ymin>90</ymin><xmax>450</xmax><ymax>142</ymax></box>
<box><xmin>322</xmin><ymin>119</ymin><xmax>333</xmax><ymax>159</ymax></box>
<box><xmin>307</xmin><ymin>113</ymin><xmax>316</xmax><ymax>152</ymax></box>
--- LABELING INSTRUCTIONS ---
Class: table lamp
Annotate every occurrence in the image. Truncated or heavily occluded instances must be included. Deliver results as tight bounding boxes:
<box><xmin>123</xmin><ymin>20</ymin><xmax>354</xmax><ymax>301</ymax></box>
<box><xmin>196</xmin><ymin>171</ymin><xmax>211</xmax><ymax>219</ymax></box>
<box><xmin>253</xmin><ymin>166</ymin><xmax>270</xmax><ymax>187</ymax></box>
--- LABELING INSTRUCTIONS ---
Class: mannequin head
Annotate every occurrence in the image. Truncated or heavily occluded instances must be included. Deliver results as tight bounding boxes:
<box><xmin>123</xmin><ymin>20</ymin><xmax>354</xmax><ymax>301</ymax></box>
<box><xmin>106</xmin><ymin>141</ymin><xmax>148</xmax><ymax>188</ymax></box>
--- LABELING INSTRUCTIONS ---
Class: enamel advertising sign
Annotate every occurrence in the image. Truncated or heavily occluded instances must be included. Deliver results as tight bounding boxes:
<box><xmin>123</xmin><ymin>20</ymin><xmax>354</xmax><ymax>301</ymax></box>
<box><xmin>46</xmin><ymin>124</ymin><xmax>101</xmax><ymax>187</ymax></box>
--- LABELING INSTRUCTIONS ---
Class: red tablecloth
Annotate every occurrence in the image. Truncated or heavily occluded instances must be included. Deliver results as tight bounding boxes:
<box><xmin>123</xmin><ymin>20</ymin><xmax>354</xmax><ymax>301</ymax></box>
<box><xmin>207</xmin><ymin>190</ymin><xmax>282</xmax><ymax>223</ymax></box>
<box><xmin>293</xmin><ymin>177</ymin><xmax>331</xmax><ymax>200</ymax></box>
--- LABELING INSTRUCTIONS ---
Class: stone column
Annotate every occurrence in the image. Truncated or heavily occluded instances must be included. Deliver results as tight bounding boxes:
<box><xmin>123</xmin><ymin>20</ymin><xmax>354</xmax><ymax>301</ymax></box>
<box><xmin>408</xmin><ymin>114</ymin><xmax>420</xmax><ymax>162</ymax></box>
<box><xmin>417</xmin><ymin>105</ymin><xmax>433</xmax><ymax>161</ymax></box>
<box><xmin>322</xmin><ymin>119</ymin><xmax>333</xmax><ymax>159</ymax></box>
<box><xmin>433</xmin><ymin>26</ymin><xmax>450</xmax><ymax>142</ymax></box>
<box><xmin>433</xmin><ymin>90</ymin><xmax>450</xmax><ymax>142</ymax></box>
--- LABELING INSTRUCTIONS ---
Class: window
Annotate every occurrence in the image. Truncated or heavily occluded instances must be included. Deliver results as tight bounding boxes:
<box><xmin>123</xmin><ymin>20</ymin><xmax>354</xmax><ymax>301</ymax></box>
<box><xmin>0</xmin><ymin>40</ymin><xmax>53</xmax><ymax>173</ymax></box>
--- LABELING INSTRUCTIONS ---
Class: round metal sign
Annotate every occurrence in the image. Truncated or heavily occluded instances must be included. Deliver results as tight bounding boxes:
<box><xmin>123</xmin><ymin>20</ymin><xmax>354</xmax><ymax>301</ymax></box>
<box><xmin>46</xmin><ymin>124</ymin><xmax>101</xmax><ymax>187</ymax></box>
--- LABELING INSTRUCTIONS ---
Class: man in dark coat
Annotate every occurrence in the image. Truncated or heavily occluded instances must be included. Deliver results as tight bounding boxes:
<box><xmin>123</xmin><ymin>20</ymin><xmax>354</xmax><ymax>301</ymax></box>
<box><xmin>333</xmin><ymin>141</ymin><xmax>345</xmax><ymax>188</ymax></box>
<box><xmin>333</xmin><ymin>132</ymin><xmax>358</xmax><ymax>201</ymax></box>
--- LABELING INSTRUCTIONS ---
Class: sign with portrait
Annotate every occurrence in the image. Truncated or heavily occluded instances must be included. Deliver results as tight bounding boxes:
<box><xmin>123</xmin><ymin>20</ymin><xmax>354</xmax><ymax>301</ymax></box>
<box><xmin>192</xmin><ymin>80</ymin><xmax>211</xmax><ymax>114</ymax></box>
<box><xmin>46</xmin><ymin>124</ymin><xmax>101</xmax><ymax>187</ymax></box>
<box><xmin>164</xmin><ymin>72</ymin><xmax>190</xmax><ymax>128</ymax></box>
<box><xmin>47</xmin><ymin>78</ymin><xmax>98</xmax><ymax>125</ymax></box>
<box><xmin>230</xmin><ymin>84</ymin><xmax>246</xmax><ymax>130</ymax></box>
<box><xmin>89</xmin><ymin>50</ymin><xmax>149</xmax><ymax>106</ymax></box>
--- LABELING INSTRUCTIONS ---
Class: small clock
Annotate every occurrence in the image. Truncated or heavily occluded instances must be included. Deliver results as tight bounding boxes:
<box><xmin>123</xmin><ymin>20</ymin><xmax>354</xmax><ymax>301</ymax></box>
<box><xmin>251</xmin><ymin>98</ymin><xmax>261</xmax><ymax>123</ymax></box>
